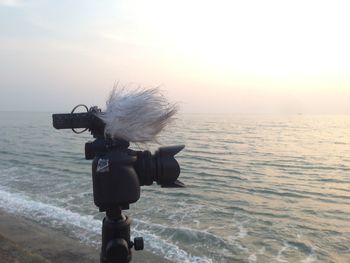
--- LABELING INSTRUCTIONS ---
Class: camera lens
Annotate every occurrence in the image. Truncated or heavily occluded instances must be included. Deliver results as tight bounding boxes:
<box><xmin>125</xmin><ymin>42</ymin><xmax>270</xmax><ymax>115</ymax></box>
<box><xmin>134</xmin><ymin>145</ymin><xmax>184</xmax><ymax>187</ymax></box>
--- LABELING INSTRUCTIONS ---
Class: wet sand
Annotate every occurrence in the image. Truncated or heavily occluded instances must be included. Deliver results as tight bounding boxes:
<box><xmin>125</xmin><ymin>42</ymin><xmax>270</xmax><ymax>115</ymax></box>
<box><xmin>0</xmin><ymin>210</ymin><xmax>171</xmax><ymax>263</ymax></box>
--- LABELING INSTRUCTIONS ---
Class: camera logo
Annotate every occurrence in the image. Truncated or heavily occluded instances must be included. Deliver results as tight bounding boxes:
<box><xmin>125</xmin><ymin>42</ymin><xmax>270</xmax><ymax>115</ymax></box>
<box><xmin>97</xmin><ymin>158</ymin><xmax>110</xmax><ymax>173</ymax></box>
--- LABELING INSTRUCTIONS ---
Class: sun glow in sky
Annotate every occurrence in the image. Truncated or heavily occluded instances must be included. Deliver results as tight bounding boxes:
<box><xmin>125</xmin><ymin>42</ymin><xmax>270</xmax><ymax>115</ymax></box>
<box><xmin>0</xmin><ymin>0</ymin><xmax>349</xmax><ymax>113</ymax></box>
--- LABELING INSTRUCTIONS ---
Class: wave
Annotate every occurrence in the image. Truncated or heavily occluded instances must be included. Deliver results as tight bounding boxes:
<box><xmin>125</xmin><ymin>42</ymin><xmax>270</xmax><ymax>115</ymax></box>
<box><xmin>0</xmin><ymin>187</ymin><xmax>212</xmax><ymax>263</ymax></box>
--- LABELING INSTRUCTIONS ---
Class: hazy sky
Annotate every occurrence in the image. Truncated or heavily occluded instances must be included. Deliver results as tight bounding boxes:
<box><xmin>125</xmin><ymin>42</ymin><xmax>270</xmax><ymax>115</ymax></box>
<box><xmin>0</xmin><ymin>0</ymin><xmax>349</xmax><ymax>113</ymax></box>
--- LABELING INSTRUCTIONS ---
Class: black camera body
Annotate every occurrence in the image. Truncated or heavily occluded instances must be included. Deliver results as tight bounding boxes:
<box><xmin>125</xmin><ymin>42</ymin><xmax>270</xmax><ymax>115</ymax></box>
<box><xmin>92</xmin><ymin>147</ymin><xmax>140</xmax><ymax>210</ymax></box>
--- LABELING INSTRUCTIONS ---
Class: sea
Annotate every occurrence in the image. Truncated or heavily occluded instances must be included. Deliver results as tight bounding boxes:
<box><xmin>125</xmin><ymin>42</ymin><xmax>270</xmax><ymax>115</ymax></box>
<box><xmin>0</xmin><ymin>112</ymin><xmax>349</xmax><ymax>263</ymax></box>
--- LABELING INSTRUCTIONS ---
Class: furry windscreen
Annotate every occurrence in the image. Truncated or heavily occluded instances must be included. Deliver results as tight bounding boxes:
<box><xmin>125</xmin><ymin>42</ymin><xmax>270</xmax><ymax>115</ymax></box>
<box><xmin>97</xmin><ymin>87</ymin><xmax>178</xmax><ymax>142</ymax></box>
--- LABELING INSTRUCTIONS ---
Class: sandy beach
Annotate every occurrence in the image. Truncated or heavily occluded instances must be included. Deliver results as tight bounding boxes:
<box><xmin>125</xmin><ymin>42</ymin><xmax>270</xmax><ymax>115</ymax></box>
<box><xmin>0</xmin><ymin>210</ymin><xmax>171</xmax><ymax>263</ymax></box>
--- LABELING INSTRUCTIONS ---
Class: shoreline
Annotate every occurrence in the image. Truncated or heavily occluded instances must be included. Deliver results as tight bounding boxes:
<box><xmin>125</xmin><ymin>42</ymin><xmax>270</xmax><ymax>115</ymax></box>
<box><xmin>0</xmin><ymin>210</ymin><xmax>171</xmax><ymax>263</ymax></box>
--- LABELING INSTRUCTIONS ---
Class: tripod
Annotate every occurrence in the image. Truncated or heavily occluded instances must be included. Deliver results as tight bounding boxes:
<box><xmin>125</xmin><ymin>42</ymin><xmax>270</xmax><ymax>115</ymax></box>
<box><xmin>100</xmin><ymin>207</ymin><xmax>144</xmax><ymax>263</ymax></box>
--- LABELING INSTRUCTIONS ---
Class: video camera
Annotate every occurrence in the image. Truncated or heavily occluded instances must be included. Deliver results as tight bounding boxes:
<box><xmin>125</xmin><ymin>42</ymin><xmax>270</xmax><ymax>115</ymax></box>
<box><xmin>53</xmin><ymin>105</ymin><xmax>184</xmax><ymax>209</ymax></box>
